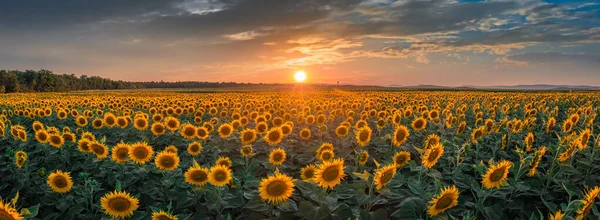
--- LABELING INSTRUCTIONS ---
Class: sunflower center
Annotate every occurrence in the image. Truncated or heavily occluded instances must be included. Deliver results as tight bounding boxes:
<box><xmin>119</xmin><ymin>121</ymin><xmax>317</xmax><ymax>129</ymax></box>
<box><xmin>93</xmin><ymin>145</ymin><xmax>105</xmax><ymax>155</ymax></box>
<box><xmin>359</xmin><ymin>131</ymin><xmax>369</xmax><ymax>141</ymax></box>
<box><xmin>273</xmin><ymin>153</ymin><xmax>283</xmax><ymax>161</ymax></box>
<box><xmin>161</xmin><ymin>157</ymin><xmax>174</xmax><ymax>167</ymax></box>
<box><xmin>191</xmin><ymin>145</ymin><xmax>199</xmax><ymax>152</ymax></box>
<box><xmin>117</xmin><ymin>148</ymin><xmax>128</xmax><ymax>158</ymax></box>
<box><xmin>192</xmin><ymin>170</ymin><xmax>208</xmax><ymax>181</ymax></box>
<box><xmin>322</xmin><ymin>166</ymin><xmax>340</xmax><ymax>181</ymax></box>
<box><xmin>435</xmin><ymin>195</ymin><xmax>453</xmax><ymax>209</ymax></box>
<box><xmin>322</xmin><ymin>152</ymin><xmax>332</xmax><ymax>160</ymax></box>
<box><xmin>489</xmin><ymin>167</ymin><xmax>507</xmax><ymax>182</ymax></box>
<box><xmin>53</xmin><ymin>176</ymin><xmax>68</xmax><ymax>188</ymax></box>
<box><xmin>269</xmin><ymin>131</ymin><xmax>280</xmax><ymax>141</ymax></box>
<box><xmin>109</xmin><ymin>197</ymin><xmax>131</xmax><ymax>212</ymax></box>
<box><xmin>303</xmin><ymin>169</ymin><xmax>315</xmax><ymax>179</ymax></box>
<box><xmin>428</xmin><ymin>149</ymin><xmax>439</xmax><ymax>161</ymax></box>
<box><xmin>134</xmin><ymin>148</ymin><xmax>148</xmax><ymax>159</ymax></box>
<box><xmin>215</xmin><ymin>171</ymin><xmax>227</xmax><ymax>181</ymax></box>
<box><xmin>380</xmin><ymin>170</ymin><xmax>394</xmax><ymax>184</ymax></box>
<box><xmin>396</xmin><ymin>156</ymin><xmax>407</xmax><ymax>164</ymax></box>
<box><xmin>395</xmin><ymin>131</ymin><xmax>406</xmax><ymax>142</ymax></box>
<box><xmin>266</xmin><ymin>180</ymin><xmax>287</xmax><ymax>196</ymax></box>
<box><xmin>221</xmin><ymin>127</ymin><xmax>231</xmax><ymax>135</ymax></box>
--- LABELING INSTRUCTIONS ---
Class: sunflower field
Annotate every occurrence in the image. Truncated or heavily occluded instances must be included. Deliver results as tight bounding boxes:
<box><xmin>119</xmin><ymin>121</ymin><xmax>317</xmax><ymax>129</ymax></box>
<box><xmin>0</xmin><ymin>90</ymin><xmax>599</xmax><ymax>220</ymax></box>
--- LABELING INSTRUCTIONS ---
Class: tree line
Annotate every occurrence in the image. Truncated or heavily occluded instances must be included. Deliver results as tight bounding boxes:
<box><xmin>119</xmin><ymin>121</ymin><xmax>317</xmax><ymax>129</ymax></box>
<box><xmin>0</xmin><ymin>69</ymin><xmax>278</xmax><ymax>93</ymax></box>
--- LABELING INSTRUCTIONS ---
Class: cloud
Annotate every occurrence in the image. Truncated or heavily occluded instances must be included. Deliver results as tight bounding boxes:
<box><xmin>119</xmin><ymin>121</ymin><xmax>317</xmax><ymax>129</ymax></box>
<box><xmin>500</xmin><ymin>52</ymin><xmax>600</xmax><ymax>65</ymax></box>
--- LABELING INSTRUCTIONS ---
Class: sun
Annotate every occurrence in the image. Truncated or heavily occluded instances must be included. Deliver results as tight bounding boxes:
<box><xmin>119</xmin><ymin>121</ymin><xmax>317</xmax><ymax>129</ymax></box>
<box><xmin>294</xmin><ymin>71</ymin><xmax>307</xmax><ymax>82</ymax></box>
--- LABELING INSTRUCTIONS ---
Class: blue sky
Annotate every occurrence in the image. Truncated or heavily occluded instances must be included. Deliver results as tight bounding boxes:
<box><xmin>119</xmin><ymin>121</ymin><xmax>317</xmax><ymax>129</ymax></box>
<box><xmin>0</xmin><ymin>0</ymin><xmax>598</xmax><ymax>86</ymax></box>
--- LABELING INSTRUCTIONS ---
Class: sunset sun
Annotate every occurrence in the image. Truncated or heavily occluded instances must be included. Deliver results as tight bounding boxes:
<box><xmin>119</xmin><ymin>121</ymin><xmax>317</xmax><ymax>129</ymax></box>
<box><xmin>294</xmin><ymin>71</ymin><xmax>307</xmax><ymax>83</ymax></box>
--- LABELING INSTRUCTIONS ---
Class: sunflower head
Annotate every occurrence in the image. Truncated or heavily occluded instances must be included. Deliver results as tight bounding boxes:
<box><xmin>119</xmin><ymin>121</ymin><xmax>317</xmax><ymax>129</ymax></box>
<box><xmin>319</xmin><ymin>149</ymin><xmax>334</xmax><ymax>162</ymax></box>
<box><xmin>48</xmin><ymin>134</ymin><xmax>65</xmax><ymax>148</ymax></box>
<box><xmin>300</xmin><ymin>164</ymin><xmax>317</xmax><ymax>181</ymax></box>
<box><xmin>427</xmin><ymin>185</ymin><xmax>459</xmax><ymax>216</ymax></box>
<box><xmin>78</xmin><ymin>139</ymin><xmax>92</xmax><ymax>153</ymax></box>
<box><xmin>185</xmin><ymin>165</ymin><xmax>210</xmax><ymax>187</ymax></box>
<box><xmin>269</xmin><ymin>148</ymin><xmax>287</xmax><ymax>166</ymax></box>
<box><xmin>314</xmin><ymin>158</ymin><xmax>345</xmax><ymax>189</ymax></box>
<box><xmin>411</xmin><ymin>117</ymin><xmax>427</xmax><ymax>131</ymax></box>
<box><xmin>151</xmin><ymin>210</ymin><xmax>178</xmax><ymax>220</ymax></box>
<box><xmin>358</xmin><ymin>151</ymin><xmax>369</xmax><ymax>165</ymax></box>
<box><xmin>208</xmin><ymin>165</ymin><xmax>232</xmax><ymax>187</ymax></box>
<box><xmin>240</xmin><ymin>145</ymin><xmax>254</xmax><ymax>157</ymax></box>
<box><xmin>335</xmin><ymin>125</ymin><xmax>349</xmax><ymax>137</ymax></box>
<box><xmin>151</xmin><ymin>122</ymin><xmax>166</xmax><ymax>136</ymax></box>
<box><xmin>481</xmin><ymin>160</ymin><xmax>513</xmax><ymax>189</ymax></box>
<box><xmin>0</xmin><ymin>200</ymin><xmax>23</xmax><ymax>220</ymax></box>
<box><xmin>187</xmin><ymin>142</ymin><xmax>202</xmax><ymax>156</ymax></box>
<box><xmin>422</xmin><ymin>143</ymin><xmax>444</xmax><ymax>169</ymax></box>
<box><xmin>299</xmin><ymin>128</ymin><xmax>311</xmax><ymax>140</ymax></box>
<box><xmin>155</xmin><ymin>151</ymin><xmax>180</xmax><ymax>171</ymax></box>
<box><xmin>369</xmin><ymin>163</ymin><xmax>394</xmax><ymax>189</ymax></box>
<box><xmin>90</xmin><ymin>141</ymin><xmax>109</xmax><ymax>160</ymax></box>
<box><xmin>218</xmin><ymin>123</ymin><xmax>234</xmax><ymax>138</ymax></box>
<box><xmin>216</xmin><ymin>156</ymin><xmax>232</xmax><ymax>167</ymax></box>
<box><xmin>111</xmin><ymin>143</ymin><xmax>131</xmax><ymax>164</ymax></box>
<box><xmin>392</xmin><ymin>125</ymin><xmax>410</xmax><ymax>147</ymax></box>
<box><xmin>355</xmin><ymin>126</ymin><xmax>372</xmax><ymax>147</ymax></box>
<box><xmin>100</xmin><ymin>190</ymin><xmax>139</xmax><ymax>219</ymax></box>
<box><xmin>179</xmin><ymin>124</ymin><xmax>197</xmax><ymax>139</ymax></box>
<box><xmin>259</xmin><ymin>172</ymin><xmax>295</xmax><ymax>204</ymax></box>
<box><xmin>35</xmin><ymin>130</ymin><xmax>50</xmax><ymax>143</ymax></box>
<box><xmin>129</xmin><ymin>142</ymin><xmax>154</xmax><ymax>164</ymax></box>
<box><xmin>393</xmin><ymin>151</ymin><xmax>411</xmax><ymax>168</ymax></box>
<box><xmin>265</xmin><ymin>127</ymin><xmax>284</xmax><ymax>146</ymax></box>
<box><xmin>47</xmin><ymin>170</ymin><xmax>73</xmax><ymax>193</ymax></box>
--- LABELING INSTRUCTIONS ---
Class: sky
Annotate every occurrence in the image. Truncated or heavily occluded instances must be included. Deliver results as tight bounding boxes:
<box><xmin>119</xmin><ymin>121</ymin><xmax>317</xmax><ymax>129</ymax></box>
<box><xmin>0</xmin><ymin>0</ymin><xmax>599</xmax><ymax>86</ymax></box>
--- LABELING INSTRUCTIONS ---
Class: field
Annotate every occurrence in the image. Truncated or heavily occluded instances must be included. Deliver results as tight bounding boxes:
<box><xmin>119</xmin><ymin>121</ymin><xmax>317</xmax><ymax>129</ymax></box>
<box><xmin>0</xmin><ymin>90</ymin><xmax>599</xmax><ymax>220</ymax></box>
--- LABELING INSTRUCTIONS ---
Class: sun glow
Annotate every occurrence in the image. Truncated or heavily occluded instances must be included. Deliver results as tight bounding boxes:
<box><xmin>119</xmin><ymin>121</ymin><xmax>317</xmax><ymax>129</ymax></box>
<box><xmin>294</xmin><ymin>71</ymin><xmax>307</xmax><ymax>83</ymax></box>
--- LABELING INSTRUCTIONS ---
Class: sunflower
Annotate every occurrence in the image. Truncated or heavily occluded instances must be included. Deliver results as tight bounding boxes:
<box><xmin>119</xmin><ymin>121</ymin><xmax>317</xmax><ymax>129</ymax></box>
<box><xmin>314</xmin><ymin>158</ymin><xmax>345</xmax><ymax>189</ymax></box>
<box><xmin>90</xmin><ymin>141</ymin><xmax>109</xmax><ymax>160</ymax></box>
<box><xmin>424</xmin><ymin>134</ymin><xmax>440</xmax><ymax>150</ymax></box>
<box><xmin>299</xmin><ymin>128</ymin><xmax>311</xmax><ymax>140</ymax></box>
<box><xmin>355</xmin><ymin>126</ymin><xmax>372</xmax><ymax>147</ymax></box>
<box><xmin>131</xmin><ymin>117</ymin><xmax>148</xmax><ymax>131</ymax></box>
<box><xmin>75</xmin><ymin>115</ymin><xmax>88</xmax><ymax>127</ymax></box>
<box><xmin>196</xmin><ymin>126</ymin><xmax>209</xmax><ymax>140</ymax></box>
<box><xmin>185</xmin><ymin>165</ymin><xmax>210</xmax><ymax>187</ymax></box>
<box><xmin>481</xmin><ymin>160</ymin><xmax>513</xmax><ymax>189</ymax></box>
<box><xmin>280</xmin><ymin>124</ymin><xmax>293</xmax><ymax>136</ymax></box>
<box><xmin>129</xmin><ymin>142</ymin><xmax>154</xmax><ymax>164</ymax></box>
<box><xmin>62</xmin><ymin>132</ymin><xmax>75</xmax><ymax>142</ymax></box>
<box><xmin>471</xmin><ymin>126</ymin><xmax>484</xmax><ymax>143</ymax></box>
<box><xmin>111</xmin><ymin>143</ymin><xmax>131</xmax><ymax>164</ymax></box>
<box><xmin>15</xmin><ymin>151</ymin><xmax>27</xmax><ymax>169</ymax></box>
<box><xmin>456</xmin><ymin>121</ymin><xmax>466</xmax><ymax>134</ymax></box>
<box><xmin>78</xmin><ymin>139</ymin><xmax>92</xmax><ymax>153</ymax></box>
<box><xmin>300</xmin><ymin>164</ymin><xmax>317</xmax><ymax>181</ymax></box>
<box><xmin>35</xmin><ymin>130</ymin><xmax>50</xmax><ymax>143</ymax></box>
<box><xmin>265</xmin><ymin>127</ymin><xmax>284</xmax><ymax>146</ymax></box>
<box><xmin>269</xmin><ymin>148</ymin><xmax>286</xmax><ymax>166</ymax></box>
<box><xmin>165</xmin><ymin>116</ymin><xmax>180</xmax><ymax>131</ymax></box>
<box><xmin>116</xmin><ymin>117</ymin><xmax>128</xmax><ymax>128</ymax></box>
<box><xmin>92</xmin><ymin>119</ymin><xmax>104</xmax><ymax>129</ymax></box>
<box><xmin>393</xmin><ymin>151</ymin><xmax>411</xmax><ymax>168</ymax></box>
<box><xmin>240</xmin><ymin>145</ymin><xmax>254</xmax><ymax>157</ymax></box>
<box><xmin>392</xmin><ymin>125</ymin><xmax>410</xmax><ymax>147</ymax></box>
<box><xmin>358</xmin><ymin>151</ymin><xmax>369</xmax><ymax>165</ymax></box>
<box><xmin>0</xmin><ymin>200</ymin><xmax>23</xmax><ymax>220</ymax></box>
<box><xmin>152</xmin><ymin>210</ymin><xmax>178</xmax><ymax>220</ymax></box>
<box><xmin>578</xmin><ymin>128</ymin><xmax>591</xmax><ymax>149</ymax></box>
<box><xmin>374</xmin><ymin>164</ymin><xmax>397</xmax><ymax>190</ymax></box>
<box><xmin>180</xmin><ymin>124</ymin><xmax>197</xmax><ymax>139</ymax></box>
<box><xmin>164</xmin><ymin>145</ymin><xmax>178</xmax><ymax>154</ymax></box>
<box><xmin>549</xmin><ymin>210</ymin><xmax>564</xmax><ymax>220</ymax></box>
<box><xmin>427</xmin><ymin>185</ymin><xmax>459</xmax><ymax>216</ymax></box>
<box><xmin>546</xmin><ymin>117</ymin><xmax>556</xmax><ymax>133</ymax></box>
<box><xmin>576</xmin><ymin>186</ymin><xmax>600</xmax><ymax>220</ymax></box>
<box><xmin>187</xmin><ymin>142</ymin><xmax>202</xmax><ymax>156</ymax></box>
<box><xmin>100</xmin><ymin>190</ymin><xmax>139</xmax><ymax>219</ymax></box>
<box><xmin>528</xmin><ymin>146</ymin><xmax>546</xmax><ymax>176</ymax></box>
<box><xmin>422</xmin><ymin>143</ymin><xmax>444</xmax><ymax>168</ymax></box>
<box><xmin>48</xmin><ymin>134</ymin><xmax>65</xmax><ymax>148</ymax></box>
<box><xmin>216</xmin><ymin>156</ymin><xmax>232</xmax><ymax>167</ymax></box>
<box><xmin>525</xmin><ymin>132</ymin><xmax>534</xmax><ymax>152</ymax></box>
<box><xmin>256</xmin><ymin>122</ymin><xmax>268</xmax><ymax>134</ymax></box>
<box><xmin>411</xmin><ymin>117</ymin><xmax>427</xmax><ymax>131</ymax></box>
<box><xmin>155</xmin><ymin>151</ymin><xmax>180</xmax><ymax>171</ymax></box>
<box><xmin>81</xmin><ymin>131</ymin><xmax>96</xmax><ymax>141</ymax></box>
<box><xmin>151</xmin><ymin>122</ymin><xmax>166</xmax><ymax>136</ymax></box>
<box><xmin>335</xmin><ymin>125</ymin><xmax>349</xmax><ymax>137</ymax></box>
<box><xmin>47</xmin><ymin>170</ymin><xmax>73</xmax><ymax>193</ymax></box>
<box><xmin>319</xmin><ymin>149</ymin><xmax>334</xmax><ymax>162</ymax></box>
<box><xmin>218</xmin><ymin>123</ymin><xmax>234</xmax><ymax>138</ymax></box>
<box><xmin>208</xmin><ymin>165</ymin><xmax>232</xmax><ymax>187</ymax></box>
<box><xmin>103</xmin><ymin>113</ymin><xmax>117</xmax><ymax>127</ymax></box>
<box><xmin>563</xmin><ymin>120</ymin><xmax>573</xmax><ymax>133</ymax></box>
<box><xmin>258</xmin><ymin>172</ymin><xmax>295</xmax><ymax>204</ymax></box>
